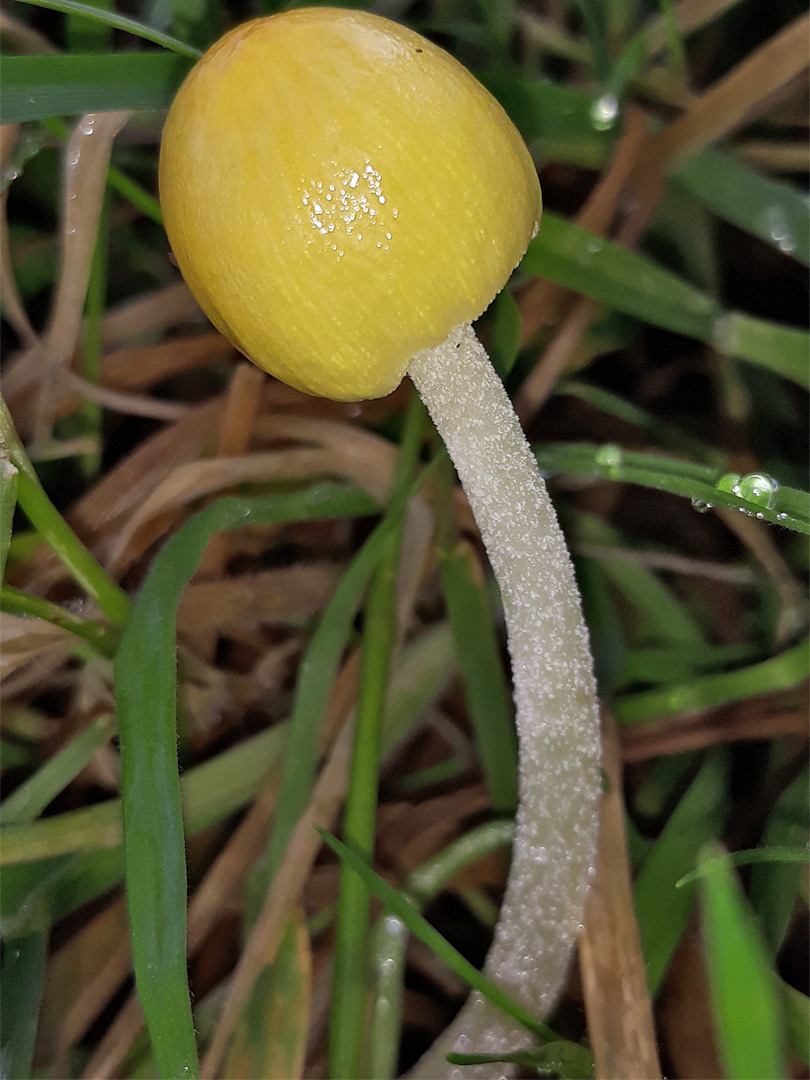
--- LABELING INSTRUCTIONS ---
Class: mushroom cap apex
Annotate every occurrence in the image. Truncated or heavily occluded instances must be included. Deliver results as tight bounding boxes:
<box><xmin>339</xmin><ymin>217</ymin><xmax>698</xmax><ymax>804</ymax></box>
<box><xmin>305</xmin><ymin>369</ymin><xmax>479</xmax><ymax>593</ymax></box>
<box><xmin>160</xmin><ymin>7</ymin><xmax>541</xmax><ymax>400</ymax></box>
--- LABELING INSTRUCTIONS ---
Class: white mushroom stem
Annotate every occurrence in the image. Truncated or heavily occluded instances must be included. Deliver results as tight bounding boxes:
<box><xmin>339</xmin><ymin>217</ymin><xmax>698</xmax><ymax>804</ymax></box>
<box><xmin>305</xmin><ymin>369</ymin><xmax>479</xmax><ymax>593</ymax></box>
<box><xmin>407</xmin><ymin>323</ymin><xmax>601</xmax><ymax>1078</ymax></box>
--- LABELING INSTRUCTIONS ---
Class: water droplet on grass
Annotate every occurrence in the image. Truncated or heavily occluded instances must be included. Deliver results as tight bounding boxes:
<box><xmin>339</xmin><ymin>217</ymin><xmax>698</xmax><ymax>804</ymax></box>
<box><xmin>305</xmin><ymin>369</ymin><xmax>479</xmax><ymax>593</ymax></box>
<box><xmin>590</xmin><ymin>93</ymin><xmax>619</xmax><ymax>131</ymax></box>
<box><xmin>715</xmin><ymin>472</ymin><xmax>741</xmax><ymax>495</ymax></box>
<box><xmin>594</xmin><ymin>443</ymin><xmax>623</xmax><ymax>478</ymax></box>
<box><xmin>736</xmin><ymin>472</ymin><xmax>779</xmax><ymax>508</ymax></box>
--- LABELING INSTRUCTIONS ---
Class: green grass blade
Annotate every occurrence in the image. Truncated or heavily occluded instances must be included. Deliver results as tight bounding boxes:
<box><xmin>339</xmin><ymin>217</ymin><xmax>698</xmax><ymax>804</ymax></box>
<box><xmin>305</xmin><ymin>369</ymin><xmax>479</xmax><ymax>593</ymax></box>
<box><xmin>0</xmin><ymin>457</ymin><xmax>19</xmax><ymax>584</ymax></box>
<box><xmin>0</xmin><ymin>399</ymin><xmax>131</xmax><ymax>623</ymax></box>
<box><xmin>677</xmin><ymin>845</ymin><xmax>810</xmax><ymax>888</ymax></box>
<box><xmin>368</xmin><ymin>823</ymin><xmax>515</xmax><ymax>1079</ymax></box>
<box><xmin>330</xmin><ymin>397</ymin><xmax>424</xmax><ymax>1079</ymax></box>
<box><xmin>568</xmin><ymin>509</ymin><xmax>708</xmax><ymax>648</ymax></box>
<box><xmin>0</xmin><ymin>930</ymin><xmax>47</xmax><ymax>1080</ymax></box>
<box><xmin>616</xmin><ymin>637</ymin><xmax>809</xmax><ymax>725</ymax></box>
<box><xmin>714</xmin><ymin>313</ymin><xmax>810</xmax><ymax>387</ymax></box>
<box><xmin>0</xmin><ymin>714</ymin><xmax>115</xmax><ymax>826</ymax></box>
<box><xmin>522</xmin><ymin>214</ymin><xmax>810</xmax><ymax>386</ymax></box>
<box><xmin>319</xmin><ymin>829</ymin><xmax>555</xmax><ymax>1044</ymax></box>
<box><xmin>634</xmin><ymin>751</ymin><xmax>730</xmax><ymax>995</ymax></box>
<box><xmin>523</xmin><ymin>211</ymin><xmax>721</xmax><ymax>342</ymax></box>
<box><xmin>265</xmin><ymin>518</ymin><xmax>394</xmax><ymax>879</ymax></box>
<box><xmin>535</xmin><ymin>443</ymin><xmax>810</xmax><ymax>534</ymax></box>
<box><xmin>0</xmin><ymin>53</ymin><xmax>195</xmax><ymax>123</ymax></box>
<box><xmin>672</xmin><ymin>148</ymin><xmax>810</xmax><ymax>266</ymax></box>
<box><xmin>782</xmin><ymin>981</ymin><xmax>810</xmax><ymax>1066</ymax></box>
<box><xmin>115</xmin><ymin>485</ymin><xmax>377</xmax><ymax>1080</ymax></box>
<box><xmin>750</xmin><ymin>769</ymin><xmax>810</xmax><ymax>955</ymax></box>
<box><xmin>698</xmin><ymin>844</ymin><xmax>787</xmax><ymax>1079</ymax></box>
<box><xmin>0</xmin><ymin>724</ymin><xmax>288</xmax><ymax>935</ymax></box>
<box><xmin>439</xmin><ymin>541</ymin><xmax>519</xmax><ymax>813</ymax></box>
<box><xmin>1</xmin><ymin>584</ymin><xmax>120</xmax><ymax>656</ymax></box>
<box><xmin>8</xmin><ymin>0</ymin><xmax>202</xmax><ymax>57</ymax></box>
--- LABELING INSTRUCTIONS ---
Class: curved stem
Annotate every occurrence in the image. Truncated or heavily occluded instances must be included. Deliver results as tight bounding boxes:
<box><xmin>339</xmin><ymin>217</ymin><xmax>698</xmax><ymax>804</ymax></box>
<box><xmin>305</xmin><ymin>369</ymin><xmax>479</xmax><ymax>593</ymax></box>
<box><xmin>407</xmin><ymin>323</ymin><xmax>601</xmax><ymax>1076</ymax></box>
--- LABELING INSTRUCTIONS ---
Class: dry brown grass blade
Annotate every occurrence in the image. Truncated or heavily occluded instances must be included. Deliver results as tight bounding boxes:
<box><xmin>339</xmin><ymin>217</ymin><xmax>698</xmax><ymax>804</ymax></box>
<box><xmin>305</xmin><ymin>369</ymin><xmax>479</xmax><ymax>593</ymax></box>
<box><xmin>102</xmin><ymin>280</ymin><xmax>199</xmax><ymax>349</ymax></box>
<box><xmin>517</xmin><ymin>106</ymin><xmax>649</xmax><ymax>352</ymax></box>
<box><xmin>101</xmin><ymin>332</ymin><xmax>234</xmax><ymax>390</ymax></box>
<box><xmin>735</xmin><ymin>139</ymin><xmax>810</xmax><ymax>173</ymax></box>
<box><xmin>67</xmin><ymin>373</ymin><xmax>193</xmax><ymax>421</ymax></box>
<box><xmin>105</xmin><ymin>446</ymin><xmax>386</xmax><ymax>575</ymax></box>
<box><xmin>620</xmin><ymin>685</ymin><xmax>809</xmax><ymax>762</ymax></box>
<box><xmin>660</xmin><ymin>919</ymin><xmax>724</xmax><ymax>1079</ymax></box>
<box><xmin>200</xmin><ymin>717</ymin><xmax>356</xmax><ymax>1080</ymax></box>
<box><xmin>0</xmin><ymin>614</ymin><xmax>72</xmax><ymax>680</ymax></box>
<box><xmin>32</xmin><ymin>112</ymin><xmax>131</xmax><ymax>445</ymax></box>
<box><xmin>648</xmin><ymin>13</ymin><xmax>810</xmax><ymax>167</ymax></box>
<box><xmin>197</xmin><ymin>363</ymin><xmax>267</xmax><ymax>582</ymax></box>
<box><xmin>36</xmin><ymin>897</ymin><xmax>128</xmax><ymax>1066</ymax></box>
<box><xmin>716</xmin><ymin>507</ymin><xmax>807</xmax><ymax>645</ymax></box>
<box><xmin>177</xmin><ymin>564</ymin><xmax>341</xmax><ymax>634</ymax></box>
<box><xmin>644</xmin><ymin>0</ymin><xmax>743</xmax><ymax>57</ymax></box>
<box><xmin>0</xmin><ymin>10</ymin><xmax>59</xmax><ymax>51</ymax></box>
<box><xmin>579</xmin><ymin>710</ymin><xmax>661</xmax><ymax>1080</ymax></box>
<box><xmin>515</xmin><ymin>297</ymin><xmax>601</xmax><ymax>421</ymax></box>
<box><xmin>9</xmin><ymin>398</ymin><xmax>227</xmax><ymax>602</ymax></box>
<box><xmin>1</xmin><ymin>126</ymin><xmax>39</xmax><ymax>349</ymax></box>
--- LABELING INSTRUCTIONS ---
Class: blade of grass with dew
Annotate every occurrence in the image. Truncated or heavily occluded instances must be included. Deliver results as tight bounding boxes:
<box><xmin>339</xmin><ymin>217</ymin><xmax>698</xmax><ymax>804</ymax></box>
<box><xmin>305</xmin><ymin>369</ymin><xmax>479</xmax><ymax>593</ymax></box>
<box><xmin>616</xmin><ymin>636</ymin><xmax>810</xmax><ymax>726</ymax></box>
<box><xmin>115</xmin><ymin>484</ymin><xmax>377</xmax><ymax>1080</ymax></box>
<box><xmin>634</xmin><ymin>751</ymin><xmax>730</xmax><ymax>996</ymax></box>
<box><xmin>0</xmin><ymin>398</ymin><xmax>130</xmax><ymax>623</ymax></box>
<box><xmin>330</xmin><ymin>395</ymin><xmax>425</xmax><ymax>1079</ymax></box>
<box><xmin>522</xmin><ymin>213</ymin><xmax>810</xmax><ymax>387</ymax></box>
<box><xmin>0</xmin><ymin>929</ymin><xmax>47</xmax><ymax>1080</ymax></box>
<box><xmin>698</xmin><ymin>844</ymin><xmax>787</xmax><ymax>1079</ymax></box>
<box><xmin>536</xmin><ymin>443</ymin><xmax>810</xmax><ymax>533</ymax></box>
<box><xmin>41</xmin><ymin>116</ymin><xmax>164</xmax><ymax>225</ymax></box>
<box><xmin>223</xmin><ymin>908</ymin><xmax>311</xmax><ymax>1080</ymax></box>
<box><xmin>672</xmin><ymin>147</ymin><xmax>810</xmax><ymax>267</ymax></box>
<box><xmin>368</xmin><ymin>821</ymin><xmax>515</xmax><ymax>1079</ymax></box>
<box><xmin>0</xmin><ymin>53</ymin><xmax>195</xmax><ymax>124</ymax></box>
<box><xmin>0</xmin><ymin>456</ymin><xmax>18</xmax><ymax>583</ymax></box>
<box><xmin>6</xmin><ymin>0</ymin><xmax>202</xmax><ymax>57</ymax></box>
<box><xmin>319</xmin><ymin>829</ymin><xmax>556</xmax><ymax>1044</ymax></box>
<box><xmin>0</xmin><ymin>714</ymin><xmax>115</xmax><ymax>826</ymax></box>
<box><xmin>1</xmin><ymin>584</ymin><xmax>120</xmax><ymax>656</ymax></box>
<box><xmin>750</xmin><ymin>769</ymin><xmax>810</xmax><ymax>955</ymax></box>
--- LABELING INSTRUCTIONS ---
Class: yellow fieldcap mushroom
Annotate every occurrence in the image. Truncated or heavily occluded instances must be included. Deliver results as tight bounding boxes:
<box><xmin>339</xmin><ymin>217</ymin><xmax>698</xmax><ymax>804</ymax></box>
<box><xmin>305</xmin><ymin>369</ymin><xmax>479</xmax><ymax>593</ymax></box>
<box><xmin>159</xmin><ymin>6</ymin><xmax>540</xmax><ymax>400</ymax></box>
<box><xmin>160</xmin><ymin>10</ymin><xmax>600</xmax><ymax>1078</ymax></box>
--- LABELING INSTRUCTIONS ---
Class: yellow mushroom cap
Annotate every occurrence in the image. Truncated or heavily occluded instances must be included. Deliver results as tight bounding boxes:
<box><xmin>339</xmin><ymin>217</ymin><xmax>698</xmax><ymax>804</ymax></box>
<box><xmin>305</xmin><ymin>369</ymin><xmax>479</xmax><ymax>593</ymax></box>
<box><xmin>159</xmin><ymin>7</ymin><xmax>541</xmax><ymax>401</ymax></box>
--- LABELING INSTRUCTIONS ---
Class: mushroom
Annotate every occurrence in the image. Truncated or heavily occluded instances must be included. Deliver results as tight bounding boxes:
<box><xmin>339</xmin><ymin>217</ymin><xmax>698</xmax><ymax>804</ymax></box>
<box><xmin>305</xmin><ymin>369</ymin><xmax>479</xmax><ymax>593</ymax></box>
<box><xmin>159</xmin><ymin>7</ymin><xmax>601</xmax><ymax>1074</ymax></box>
